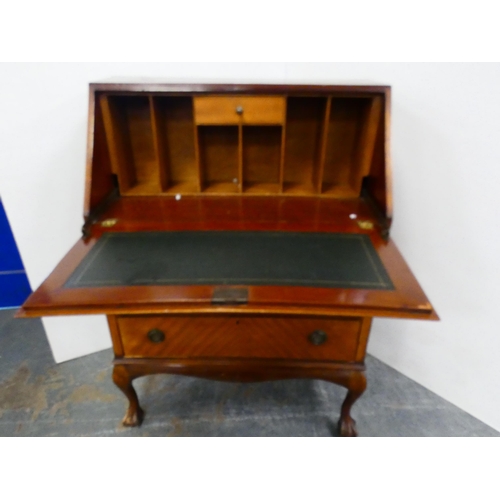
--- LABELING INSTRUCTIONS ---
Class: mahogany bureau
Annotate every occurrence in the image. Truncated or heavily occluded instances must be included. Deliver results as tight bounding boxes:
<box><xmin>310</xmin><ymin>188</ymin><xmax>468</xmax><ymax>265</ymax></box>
<box><xmin>18</xmin><ymin>83</ymin><xmax>438</xmax><ymax>436</ymax></box>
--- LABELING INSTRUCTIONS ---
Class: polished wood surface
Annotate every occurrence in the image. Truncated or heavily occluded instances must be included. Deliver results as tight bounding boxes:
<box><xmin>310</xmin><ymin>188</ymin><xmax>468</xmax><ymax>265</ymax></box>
<box><xmin>351</xmin><ymin>96</ymin><xmax>382</xmax><ymax>193</ymax></box>
<box><xmin>365</xmin><ymin>87</ymin><xmax>392</xmax><ymax>229</ymax></box>
<box><xmin>117</xmin><ymin>315</ymin><xmax>361</xmax><ymax>361</ymax></box>
<box><xmin>89</xmin><ymin>82</ymin><xmax>390</xmax><ymax>95</ymax></box>
<box><xmin>83</xmin><ymin>90</ymin><xmax>115</xmax><ymax>218</ymax></box>
<box><xmin>19</xmin><ymin>198</ymin><xmax>436</xmax><ymax>320</ymax></box>
<box><xmin>100</xmin><ymin>95</ymin><xmax>137</xmax><ymax>192</ymax></box>
<box><xmin>112</xmin><ymin>364</ymin><xmax>144</xmax><ymax>426</ymax></box>
<box><xmin>19</xmin><ymin>83</ymin><xmax>437</xmax><ymax>436</ymax></box>
<box><xmin>284</xmin><ymin>97</ymin><xmax>326</xmax><ymax>195</ymax></box>
<box><xmin>194</xmin><ymin>96</ymin><xmax>285</xmax><ymax>125</ymax></box>
<box><xmin>86</xmin><ymin>85</ymin><xmax>392</xmax><ymax>227</ymax></box>
<box><xmin>198</xmin><ymin>126</ymin><xmax>239</xmax><ymax>192</ymax></box>
<box><xmin>324</xmin><ymin>98</ymin><xmax>369</xmax><ymax>195</ymax></box>
<box><xmin>243</xmin><ymin>126</ymin><xmax>282</xmax><ymax>192</ymax></box>
<box><xmin>152</xmin><ymin>96</ymin><xmax>199</xmax><ymax>193</ymax></box>
<box><xmin>107</xmin><ymin>315</ymin><xmax>124</xmax><ymax>357</ymax></box>
<box><xmin>149</xmin><ymin>96</ymin><xmax>169</xmax><ymax>191</ymax></box>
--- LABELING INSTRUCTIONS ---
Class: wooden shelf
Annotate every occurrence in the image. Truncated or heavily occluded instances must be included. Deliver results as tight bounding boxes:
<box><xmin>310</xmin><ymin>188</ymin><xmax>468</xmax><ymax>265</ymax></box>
<box><xmin>122</xmin><ymin>180</ymin><xmax>161</xmax><ymax>196</ymax></box>
<box><xmin>283</xmin><ymin>182</ymin><xmax>317</xmax><ymax>196</ymax></box>
<box><xmin>150</xmin><ymin>96</ymin><xmax>199</xmax><ymax>193</ymax></box>
<box><xmin>242</xmin><ymin>126</ymin><xmax>281</xmax><ymax>192</ymax></box>
<box><xmin>284</xmin><ymin>97</ymin><xmax>327</xmax><ymax>194</ymax></box>
<box><xmin>322</xmin><ymin>97</ymin><xmax>378</xmax><ymax>196</ymax></box>
<box><xmin>203</xmin><ymin>182</ymin><xmax>240</xmax><ymax>194</ymax></box>
<box><xmin>244</xmin><ymin>182</ymin><xmax>281</xmax><ymax>194</ymax></box>
<box><xmin>321</xmin><ymin>184</ymin><xmax>358</xmax><ymax>198</ymax></box>
<box><xmin>98</xmin><ymin>92</ymin><xmax>382</xmax><ymax>200</ymax></box>
<box><xmin>198</xmin><ymin>125</ymin><xmax>239</xmax><ymax>193</ymax></box>
<box><xmin>163</xmin><ymin>181</ymin><xmax>199</xmax><ymax>194</ymax></box>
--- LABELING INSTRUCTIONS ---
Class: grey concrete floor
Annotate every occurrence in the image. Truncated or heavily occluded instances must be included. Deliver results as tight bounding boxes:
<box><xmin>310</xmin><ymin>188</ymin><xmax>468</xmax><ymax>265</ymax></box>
<box><xmin>0</xmin><ymin>309</ymin><xmax>498</xmax><ymax>437</ymax></box>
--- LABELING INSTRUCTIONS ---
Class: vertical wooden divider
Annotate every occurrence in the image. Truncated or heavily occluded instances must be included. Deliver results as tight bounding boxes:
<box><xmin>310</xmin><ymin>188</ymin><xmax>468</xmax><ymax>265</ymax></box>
<box><xmin>193</xmin><ymin>124</ymin><xmax>202</xmax><ymax>192</ymax></box>
<box><xmin>149</xmin><ymin>96</ymin><xmax>169</xmax><ymax>192</ymax></box>
<box><xmin>238</xmin><ymin>124</ymin><xmax>243</xmax><ymax>193</ymax></box>
<box><xmin>100</xmin><ymin>95</ymin><xmax>136</xmax><ymax>192</ymax></box>
<box><xmin>349</xmin><ymin>96</ymin><xmax>382</xmax><ymax>193</ymax></box>
<box><xmin>315</xmin><ymin>97</ymin><xmax>331</xmax><ymax>193</ymax></box>
<box><xmin>278</xmin><ymin>97</ymin><xmax>288</xmax><ymax>193</ymax></box>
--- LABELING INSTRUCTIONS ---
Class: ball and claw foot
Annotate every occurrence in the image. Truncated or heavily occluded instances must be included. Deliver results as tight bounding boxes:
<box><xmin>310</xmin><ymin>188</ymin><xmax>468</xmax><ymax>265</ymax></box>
<box><xmin>338</xmin><ymin>415</ymin><xmax>358</xmax><ymax>437</ymax></box>
<box><xmin>122</xmin><ymin>405</ymin><xmax>145</xmax><ymax>427</ymax></box>
<box><xmin>113</xmin><ymin>365</ymin><xmax>145</xmax><ymax>427</ymax></box>
<box><xmin>336</xmin><ymin>371</ymin><xmax>366</xmax><ymax>437</ymax></box>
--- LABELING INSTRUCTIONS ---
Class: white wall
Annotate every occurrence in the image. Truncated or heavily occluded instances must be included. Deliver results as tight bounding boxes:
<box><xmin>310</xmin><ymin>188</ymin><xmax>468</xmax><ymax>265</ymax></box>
<box><xmin>1</xmin><ymin>63</ymin><xmax>499</xmax><ymax>432</ymax></box>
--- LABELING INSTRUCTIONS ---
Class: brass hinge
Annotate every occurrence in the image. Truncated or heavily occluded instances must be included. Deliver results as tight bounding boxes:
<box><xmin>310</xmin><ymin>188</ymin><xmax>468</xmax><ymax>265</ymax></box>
<box><xmin>81</xmin><ymin>187</ymin><xmax>119</xmax><ymax>239</ymax></box>
<box><xmin>357</xmin><ymin>220</ymin><xmax>374</xmax><ymax>230</ymax></box>
<box><xmin>360</xmin><ymin>184</ymin><xmax>391</xmax><ymax>241</ymax></box>
<box><xmin>101</xmin><ymin>218</ymin><xmax>118</xmax><ymax>228</ymax></box>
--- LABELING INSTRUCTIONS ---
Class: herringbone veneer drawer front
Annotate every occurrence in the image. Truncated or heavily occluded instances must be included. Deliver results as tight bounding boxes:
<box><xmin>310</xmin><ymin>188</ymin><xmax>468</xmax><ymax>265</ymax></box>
<box><xmin>117</xmin><ymin>315</ymin><xmax>361</xmax><ymax>362</ymax></box>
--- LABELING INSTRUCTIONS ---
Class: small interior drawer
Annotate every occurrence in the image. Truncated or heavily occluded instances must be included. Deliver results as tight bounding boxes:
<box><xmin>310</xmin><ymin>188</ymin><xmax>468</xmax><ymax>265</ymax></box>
<box><xmin>117</xmin><ymin>315</ymin><xmax>361</xmax><ymax>362</ymax></box>
<box><xmin>194</xmin><ymin>96</ymin><xmax>285</xmax><ymax>125</ymax></box>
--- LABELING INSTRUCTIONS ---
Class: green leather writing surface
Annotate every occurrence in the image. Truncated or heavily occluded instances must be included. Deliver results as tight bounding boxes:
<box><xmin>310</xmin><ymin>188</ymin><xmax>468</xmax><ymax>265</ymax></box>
<box><xmin>64</xmin><ymin>231</ymin><xmax>394</xmax><ymax>290</ymax></box>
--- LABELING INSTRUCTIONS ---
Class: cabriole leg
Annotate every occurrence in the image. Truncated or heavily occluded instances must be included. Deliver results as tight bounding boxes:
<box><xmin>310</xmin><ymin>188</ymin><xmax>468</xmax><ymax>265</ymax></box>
<box><xmin>338</xmin><ymin>371</ymin><xmax>367</xmax><ymax>437</ymax></box>
<box><xmin>112</xmin><ymin>364</ymin><xmax>144</xmax><ymax>427</ymax></box>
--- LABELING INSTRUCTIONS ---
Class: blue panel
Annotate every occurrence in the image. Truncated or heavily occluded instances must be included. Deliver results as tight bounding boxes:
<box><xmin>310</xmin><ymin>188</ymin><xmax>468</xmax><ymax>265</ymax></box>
<box><xmin>0</xmin><ymin>272</ymin><xmax>32</xmax><ymax>308</ymax></box>
<box><xmin>0</xmin><ymin>200</ymin><xmax>25</xmax><ymax>272</ymax></box>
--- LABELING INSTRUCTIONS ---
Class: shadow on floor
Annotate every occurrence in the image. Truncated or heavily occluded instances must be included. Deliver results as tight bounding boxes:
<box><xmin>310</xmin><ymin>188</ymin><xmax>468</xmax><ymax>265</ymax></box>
<box><xmin>0</xmin><ymin>309</ymin><xmax>497</xmax><ymax>437</ymax></box>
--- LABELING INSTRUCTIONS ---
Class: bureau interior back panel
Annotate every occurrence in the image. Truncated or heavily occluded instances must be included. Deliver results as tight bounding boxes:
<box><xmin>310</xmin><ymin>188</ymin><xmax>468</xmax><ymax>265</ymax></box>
<box><xmin>64</xmin><ymin>231</ymin><xmax>394</xmax><ymax>290</ymax></box>
<box><xmin>99</xmin><ymin>94</ymin><xmax>382</xmax><ymax>198</ymax></box>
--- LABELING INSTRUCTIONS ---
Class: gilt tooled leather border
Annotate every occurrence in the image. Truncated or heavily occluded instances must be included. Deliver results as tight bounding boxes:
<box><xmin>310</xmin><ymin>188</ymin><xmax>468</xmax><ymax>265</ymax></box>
<box><xmin>64</xmin><ymin>231</ymin><xmax>394</xmax><ymax>290</ymax></box>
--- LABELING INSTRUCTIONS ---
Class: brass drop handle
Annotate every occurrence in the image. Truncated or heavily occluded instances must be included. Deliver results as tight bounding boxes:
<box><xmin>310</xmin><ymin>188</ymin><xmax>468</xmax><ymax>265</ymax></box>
<box><xmin>308</xmin><ymin>330</ymin><xmax>327</xmax><ymax>346</ymax></box>
<box><xmin>235</xmin><ymin>105</ymin><xmax>243</xmax><ymax>115</ymax></box>
<box><xmin>147</xmin><ymin>328</ymin><xmax>165</xmax><ymax>343</ymax></box>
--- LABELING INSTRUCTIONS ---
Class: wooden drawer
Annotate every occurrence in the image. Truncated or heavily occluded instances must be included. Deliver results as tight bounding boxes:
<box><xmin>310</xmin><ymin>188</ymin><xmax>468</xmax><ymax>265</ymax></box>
<box><xmin>193</xmin><ymin>96</ymin><xmax>285</xmax><ymax>125</ymax></box>
<box><xmin>117</xmin><ymin>315</ymin><xmax>361</xmax><ymax>362</ymax></box>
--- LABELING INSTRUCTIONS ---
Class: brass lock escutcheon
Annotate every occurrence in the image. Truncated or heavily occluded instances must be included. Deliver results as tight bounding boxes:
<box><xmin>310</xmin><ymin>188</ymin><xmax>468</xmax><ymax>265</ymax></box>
<box><xmin>147</xmin><ymin>328</ymin><xmax>165</xmax><ymax>343</ymax></box>
<box><xmin>308</xmin><ymin>330</ymin><xmax>327</xmax><ymax>346</ymax></box>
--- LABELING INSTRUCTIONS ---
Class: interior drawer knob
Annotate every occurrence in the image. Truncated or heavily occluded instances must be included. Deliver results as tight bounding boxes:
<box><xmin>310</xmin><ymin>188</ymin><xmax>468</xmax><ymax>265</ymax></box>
<box><xmin>308</xmin><ymin>330</ymin><xmax>327</xmax><ymax>346</ymax></box>
<box><xmin>235</xmin><ymin>105</ymin><xmax>243</xmax><ymax>115</ymax></box>
<box><xmin>147</xmin><ymin>328</ymin><xmax>165</xmax><ymax>343</ymax></box>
